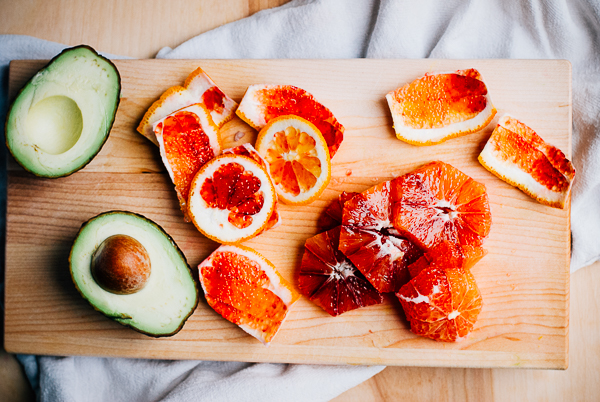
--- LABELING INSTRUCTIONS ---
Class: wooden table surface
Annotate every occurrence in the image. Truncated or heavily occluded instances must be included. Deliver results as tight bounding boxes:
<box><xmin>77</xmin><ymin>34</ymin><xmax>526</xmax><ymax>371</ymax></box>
<box><xmin>1</xmin><ymin>1</ymin><xmax>598</xmax><ymax>401</ymax></box>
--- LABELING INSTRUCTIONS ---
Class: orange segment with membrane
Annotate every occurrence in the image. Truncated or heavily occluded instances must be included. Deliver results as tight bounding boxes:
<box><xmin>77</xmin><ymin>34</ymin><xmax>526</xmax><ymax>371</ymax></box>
<box><xmin>396</xmin><ymin>265</ymin><xmax>483</xmax><ymax>342</ymax></box>
<box><xmin>138</xmin><ymin>67</ymin><xmax>237</xmax><ymax>145</ymax></box>
<box><xmin>236</xmin><ymin>84</ymin><xmax>345</xmax><ymax>157</ymax></box>
<box><xmin>188</xmin><ymin>154</ymin><xmax>276</xmax><ymax>244</ymax></box>
<box><xmin>255</xmin><ymin>115</ymin><xmax>331</xmax><ymax>205</ymax></box>
<box><xmin>338</xmin><ymin>181</ymin><xmax>423</xmax><ymax>293</ymax></box>
<box><xmin>391</xmin><ymin>161</ymin><xmax>492</xmax><ymax>252</ymax></box>
<box><xmin>408</xmin><ymin>241</ymin><xmax>487</xmax><ymax>279</ymax></box>
<box><xmin>386</xmin><ymin>69</ymin><xmax>496</xmax><ymax>145</ymax></box>
<box><xmin>478</xmin><ymin>115</ymin><xmax>575</xmax><ymax>209</ymax></box>
<box><xmin>298</xmin><ymin>226</ymin><xmax>383</xmax><ymax>317</ymax></box>
<box><xmin>198</xmin><ymin>245</ymin><xmax>299</xmax><ymax>344</ymax></box>
<box><xmin>153</xmin><ymin>104</ymin><xmax>220</xmax><ymax>220</ymax></box>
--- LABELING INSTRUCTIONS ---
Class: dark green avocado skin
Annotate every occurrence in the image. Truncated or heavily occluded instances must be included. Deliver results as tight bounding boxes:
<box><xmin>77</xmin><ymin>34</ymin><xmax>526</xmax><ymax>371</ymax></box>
<box><xmin>5</xmin><ymin>45</ymin><xmax>121</xmax><ymax>178</ymax></box>
<box><xmin>69</xmin><ymin>211</ymin><xmax>199</xmax><ymax>338</ymax></box>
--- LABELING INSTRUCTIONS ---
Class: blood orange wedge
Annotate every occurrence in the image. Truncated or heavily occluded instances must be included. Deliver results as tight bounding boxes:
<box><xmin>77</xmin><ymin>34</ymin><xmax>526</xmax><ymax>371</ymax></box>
<box><xmin>407</xmin><ymin>241</ymin><xmax>486</xmax><ymax>279</ymax></box>
<box><xmin>298</xmin><ymin>226</ymin><xmax>383</xmax><ymax>316</ymax></box>
<box><xmin>338</xmin><ymin>181</ymin><xmax>422</xmax><ymax>293</ymax></box>
<box><xmin>223</xmin><ymin>143</ymin><xmax>282</xmax><ymax>231</ymax></box>
<box><xmin>138</xmin><ymin>67</ymin><xmax>237</xmax><ymax>144</ymax></box>
<box><xmin>396</xmin><ymin>265</ymin><xmax>483</xmax><ymax>342</ymax></box>
<box><xmin>317</xmin><ymin>191</ymin><xmax>358</xmax><ymax>232</ymax></box>
<box><xmin>391</xmin><ymin>161</ymin><xmax>492</xmax><ymax>252</ymax></box>
<box><xmin>236</xmin><ymin>84</ymin><xmax>345</xmax><ymax>157</ymax></box>
<box><xmin>478</xmin><ymin>115</ymin><xmax>575</xmax><ymax>209</ymax></box>
<box><xmin>386</xmin><ymin>68</ymin><xmax>496</xmax><ymax>145</ymax></box>
<box><xmin>255</xmin><ymin>115</ymin><xmax>331</xmax><ymax>205</ymax></box>
<box><xmin>153</xmin><ymin>104</ymin><xmax>220</xmax><ymax>220</ymax></box>
<box><xmin>188</xmin><ymin>154</ymin><xmax>276</xmax><ymax>244</ymax></box>
<box><xmin>198</xmin><ymin>244</ymin><xmax>299</xmax><ymax>344</ymax></box>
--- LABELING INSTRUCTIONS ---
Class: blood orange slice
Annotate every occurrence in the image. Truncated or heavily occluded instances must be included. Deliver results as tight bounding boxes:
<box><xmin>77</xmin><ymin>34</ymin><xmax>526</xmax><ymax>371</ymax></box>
<box><xmin>188</xmin><ymin>154</ymin><xmax>276</xmax><ymax>244</ymax></box>
<box><xmin>391</xmin><ymin>161</ymin><xmax>492</xmax><ymax>252</ymax></box>
<box><xmin>223</xmin><ymin>143</ymin><xmax>282</xmax><ymax>231</ymax></box>
<box><xmin>338</xmin><ymin>181</ymin><xmax>423</xmax><ymax>293</ymax></box>
<box><xmin>153</xmin><ymin>104</ymin><xmax>220</xmax><ymax>220</ymax></box>
<box><xmin>298</xmin><ymin>226</ymin><xmax>383</xmax><ymax>316</ymax></box>
<box><xmin>386</xmin><ymin>69</ymin><xmax>496</xmax><ymax>145</ymax></box>
<box><xmin>255</xmin><ymin>115</ymin><xmax>331</xmax><ymax>205</ymax></box>
<box><xmin>236</xmin><ymin>84</ymin><xmax>345</xmax><ymax>157</ymax></box>
<box><xmin>138</xmin><ymin>67</ymin><xmax>237</xmax><ymax>144</ymax></box>
<box><xmin>198</xmin><ymin>244</ymin><xmax>299</xmax><ymax>344</ymax></box>
<box><xmin>396</xmin><ymin>265</ymin><xmax>483</xmax><ymax>342</ymax></box>
<box><xmin>478</xmin><ymin>115</ymin><xmax>575</xmax><ymax>209</ymax></box>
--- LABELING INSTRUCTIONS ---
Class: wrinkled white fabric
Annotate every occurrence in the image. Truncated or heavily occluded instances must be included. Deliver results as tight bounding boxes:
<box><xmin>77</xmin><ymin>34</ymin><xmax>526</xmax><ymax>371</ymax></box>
<box><xmin>2</xmin><ymin>0</ymin><xmax>600</xmax><ymax>401</ymax></box>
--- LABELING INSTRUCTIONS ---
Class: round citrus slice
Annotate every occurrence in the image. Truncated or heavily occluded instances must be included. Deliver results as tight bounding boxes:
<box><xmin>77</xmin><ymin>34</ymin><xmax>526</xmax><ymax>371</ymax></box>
<box><xmin>338</xmin><ymin>181</ymin><xmax>422</xmax><ymax>293</ymax></box>
<box><xmin>396</xmin><ymin>265</ymin><xmax>483</xmax><ymax>342</ymax></box>
<box><xmin>391</xmin><ymin>161</ymin><xmax>492</xmax><ymax>252</ymax></box>
<box><xmin>153</xmin><ymin>103</ymin><xmax>220</xmax><ymax>220</ymax></box>
<box><xmin>255</xmin><ymin>115</ymin><xmax>331</xmax><ymax>205</ymax></box>
<box><xmin>138</xmin><ymin>67</ymin><xmax>237</xmax><ymax>145</ymax></box>
<box><xmin>386</xmin><ymin>68</ymin><xmax>496</xmax><ymax>145</ymax></box>
<box><xmin>188</xmin><ymin>154</ymin><xmax>276</xmax><ymax>244</ymax></box>
<box><xmin>478</xmin><ymin>114</ymin><xmax>575</xmax><ymax>209</ymax></box>
<box><xmin>236</xmin><ymin>84</ymin><xmax>345</xmax><ymax>157</ymax></box>
<box><xmin>223</xmin><ymin>143</ymin><xmax>281</xmax><ymax>231</ymax></box>
<box><xmin>298</xmin><ymin>226</ymin><xmax>383</xmax><ymax>316</ymax></box>
<box><xmin>198</xmin><ymin>244</ymin><xmax>299</xmax><ymax>344</ymax></box>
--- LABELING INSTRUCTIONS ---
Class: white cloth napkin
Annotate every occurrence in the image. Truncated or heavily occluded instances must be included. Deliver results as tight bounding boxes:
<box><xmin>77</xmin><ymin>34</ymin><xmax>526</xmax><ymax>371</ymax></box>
<box><xmin>2</xmin><ymin>0</ymin><xmax>600</xmax><ymax>400</ymax></box>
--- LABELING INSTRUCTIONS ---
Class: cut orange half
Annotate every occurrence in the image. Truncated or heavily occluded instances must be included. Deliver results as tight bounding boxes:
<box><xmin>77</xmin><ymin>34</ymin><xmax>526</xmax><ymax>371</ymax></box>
<box><xmin>223</xmin><ymin>143</ymin><xmax>281</xmax><ymax>231</ymax></box>
<box><xmin>188</xmin><ymin>154</ymin><xmax>276</xmax><ymax>244</ymax></box>
<box><xmin>255</xmin><ymin>115</ymin><xmax>331</xmax><ymax>205</ymax></box>
<box><xmin>153</xmin><ymin>104</ymin><xmax>220</xmax><ymax>220</ymax></box>
<box><xmin>478</xmin><ymin>115</ymin><xmax>575</xmax><ymax>209</ymax></box>
<box><xmin>198</xmin><ymin>244</ymin><xmax>299</xmax><ymax>344</ymax></box>
<box><xmin>386</xmin><ymin>68</ymin><xmax>496</xmax><ymax>145</ymax></box>
<box><xmin>236</xmin><ymin>84</ymin><xmax>345</xmax><ymax>157</ymax></box>
<box><xmin>138</xmin><ymin>67</ymin><xmax>237</xmax><ymax>145</ymax></box>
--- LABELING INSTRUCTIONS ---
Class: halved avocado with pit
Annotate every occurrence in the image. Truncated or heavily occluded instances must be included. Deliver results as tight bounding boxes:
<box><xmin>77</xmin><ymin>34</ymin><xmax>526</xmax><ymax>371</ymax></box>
<box><xmin>5</xmin><ymin>45</ymin><xmax>120</xmax><ymax>178</ymax></box>
<box><xmin>69</xmin><ymin>211</ymin><xmax>198</xmax><ymax>337</ymax></box>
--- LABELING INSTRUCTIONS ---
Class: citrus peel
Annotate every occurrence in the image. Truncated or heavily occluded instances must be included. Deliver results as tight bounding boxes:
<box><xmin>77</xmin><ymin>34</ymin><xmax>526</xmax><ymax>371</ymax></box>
<box><xmin>386</xmin><ymin>68</ymin><xmax>496</xmax><ymax>145</ymax></box>
<box><xmin>236</xmin><ymin>84</ymin><xmax>345</xmax><ymax>157</ymax></box>
<box><xmin>138</xmin><ymin>67</ymin><xmax>237</xmax><ymax>145</ymax></box>
<box><xmin>478</xmin><ymin>115</ymin><xmax>575</xmax><ymax>209</ymax></box>
<box><xmin>198</xmin><ymin>244</ymin><xmax>299</xmax><ymax>344</ymax></box>
<box><xmin>153</xmin><ymin>103</ymin><xmax>220</xmax><ymax>220</ymax></box>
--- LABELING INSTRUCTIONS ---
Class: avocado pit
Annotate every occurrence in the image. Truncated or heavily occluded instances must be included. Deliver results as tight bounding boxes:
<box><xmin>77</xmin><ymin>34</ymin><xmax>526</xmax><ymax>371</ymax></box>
<box><xmin>91</xmin><ymin>234</ymin><xmax>151</xmax><ymax>295</ymax></box>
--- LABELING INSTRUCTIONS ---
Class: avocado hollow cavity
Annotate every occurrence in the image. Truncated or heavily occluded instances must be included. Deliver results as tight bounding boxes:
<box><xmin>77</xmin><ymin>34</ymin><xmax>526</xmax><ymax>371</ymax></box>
<box><xmin>5</xmin><ymin>45</ymin><xmax>120</xmax><ymax>177</ymax></box>
<box><xmin>25</xmin><ymin>95</ymin><xmax>83</xmax><ymax>155</ymax></box>
<box><xmin>69</xmin><ymin>211</ymin><xmax>198</xmax><ymax>337</ymax></box>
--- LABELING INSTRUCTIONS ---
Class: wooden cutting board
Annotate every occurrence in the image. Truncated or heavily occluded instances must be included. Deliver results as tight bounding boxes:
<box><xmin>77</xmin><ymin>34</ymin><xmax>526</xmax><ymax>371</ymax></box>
<box><xmin>3</xmin><ymin>59</ymin><xmax>571</xmax><ymax>369</ymax></box>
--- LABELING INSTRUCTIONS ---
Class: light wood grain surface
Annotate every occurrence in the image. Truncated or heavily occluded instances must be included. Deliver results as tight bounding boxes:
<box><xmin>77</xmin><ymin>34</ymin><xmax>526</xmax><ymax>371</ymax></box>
<box><xmin>1</xmin><ymin>1</ymin><xmax>598</xmax><ymax>401</ymax></box>
<box><xmin>5</xmin><ymin>58</ymin><xmax>570</xmax><ymax>369</ymax></box>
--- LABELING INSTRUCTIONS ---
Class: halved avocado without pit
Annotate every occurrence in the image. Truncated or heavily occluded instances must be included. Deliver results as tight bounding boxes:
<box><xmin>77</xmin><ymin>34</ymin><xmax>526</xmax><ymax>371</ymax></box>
<box><xmin>5</xmin><ymin>45</ymin><xmax>120</xmax><ymax>177</ymax></box>
<box><xmin>69</xmin><ymin>211</ymin><xmax>198</xmax><ymax>337</ymax></box>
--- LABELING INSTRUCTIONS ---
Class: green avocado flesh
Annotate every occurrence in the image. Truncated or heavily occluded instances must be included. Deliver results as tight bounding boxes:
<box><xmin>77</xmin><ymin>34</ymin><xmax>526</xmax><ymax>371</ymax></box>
<box><xmin>69</xmin><ymin>211</ymin><xmax>198</xmax><ymax>337</ymax></box>
<box><xmin>6</xmin><ymin>45</ymin><xmax>120</xmax><ymax>177</ymax></box>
